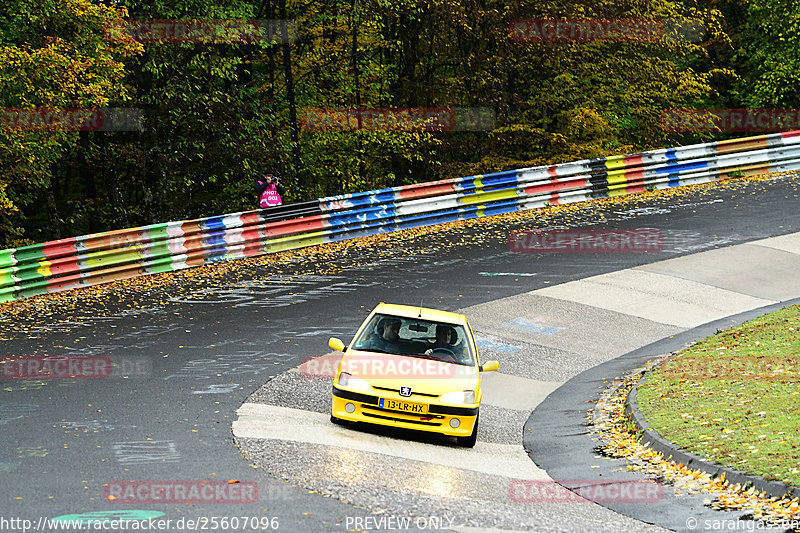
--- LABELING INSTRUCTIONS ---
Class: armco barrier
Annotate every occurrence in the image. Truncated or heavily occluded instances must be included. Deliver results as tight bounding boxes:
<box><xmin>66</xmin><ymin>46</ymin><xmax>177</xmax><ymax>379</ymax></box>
<box><xmin>2</xmin><ymin>130</ymin><xmax>800</xmax><ymax>303</ymax></box>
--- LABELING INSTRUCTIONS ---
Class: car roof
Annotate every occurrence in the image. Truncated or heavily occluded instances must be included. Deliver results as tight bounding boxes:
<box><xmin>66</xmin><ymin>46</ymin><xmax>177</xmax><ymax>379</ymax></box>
<box><xmin>374</xmin><ymin>303</ymin><xmax>467</xmax><ymax>326</ymax></box>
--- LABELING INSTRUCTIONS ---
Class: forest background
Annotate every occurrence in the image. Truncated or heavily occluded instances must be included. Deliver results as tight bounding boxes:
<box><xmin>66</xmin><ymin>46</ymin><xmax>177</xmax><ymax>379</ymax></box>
<box><xmin>1</xmin><ymin>0</ymin><xmax>798</xmax><ymax>247</ymax></box>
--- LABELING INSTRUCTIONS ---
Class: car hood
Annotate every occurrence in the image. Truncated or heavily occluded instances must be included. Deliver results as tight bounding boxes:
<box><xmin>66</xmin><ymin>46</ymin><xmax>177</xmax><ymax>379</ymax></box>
<box><xmin>342</xmin><ymin>350</ymin><xmax>479</xmax><ymax>395</ymax></box>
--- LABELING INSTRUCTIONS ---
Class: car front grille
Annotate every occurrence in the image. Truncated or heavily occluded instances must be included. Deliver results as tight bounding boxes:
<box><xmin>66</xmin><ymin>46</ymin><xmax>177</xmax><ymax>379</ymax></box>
<box><xmin>361</xmin><ymin>408</ymin><xmax>444</xmax><ymax>426</ymax></box>
<box><xmin>371</xmin><ymin>385</ymin><xmax>438</xmax><ymax>398</ymax></box>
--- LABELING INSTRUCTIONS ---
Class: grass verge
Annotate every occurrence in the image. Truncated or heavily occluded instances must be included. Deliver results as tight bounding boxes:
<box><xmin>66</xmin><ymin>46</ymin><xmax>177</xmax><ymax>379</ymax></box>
<box><xmin>638</xmin><ymin>304</ymin><xmax>800</xmax><ymax>487</ymax></box>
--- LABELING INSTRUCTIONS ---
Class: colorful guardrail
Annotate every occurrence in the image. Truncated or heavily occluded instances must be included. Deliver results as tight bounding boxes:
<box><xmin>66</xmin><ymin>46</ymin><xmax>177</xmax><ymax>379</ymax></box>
<box><xmin>2</xmin><ymin>130</ymin><xmax>800</xmax><ymax>303</ymax></box>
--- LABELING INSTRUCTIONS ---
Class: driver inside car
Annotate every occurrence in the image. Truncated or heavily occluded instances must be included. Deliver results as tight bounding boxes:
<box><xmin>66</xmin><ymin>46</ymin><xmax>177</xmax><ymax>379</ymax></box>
<box><xmin>424</xmin><ymin>325</ymin><xmax>459</xmax><ymax>360</ymax></box>
<box><xmin>369</xmin><ymin>317</ymin><xmax>403</xmax><ymax>353</ymax></box>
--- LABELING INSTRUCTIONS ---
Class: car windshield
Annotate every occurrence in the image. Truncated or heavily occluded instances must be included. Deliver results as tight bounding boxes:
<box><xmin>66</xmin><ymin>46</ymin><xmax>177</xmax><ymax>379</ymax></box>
<box><xmin>350</xmin><ymin>313</ymin><xmax>475</xmax><ymax>366</ymax></box>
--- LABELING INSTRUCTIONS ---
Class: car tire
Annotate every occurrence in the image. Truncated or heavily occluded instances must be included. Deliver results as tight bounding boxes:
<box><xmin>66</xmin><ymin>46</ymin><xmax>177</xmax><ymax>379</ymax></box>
<box><xmin>456</xmin><ymin>413</ymin><xmax>479</xmax><ymax>448</ymax></box>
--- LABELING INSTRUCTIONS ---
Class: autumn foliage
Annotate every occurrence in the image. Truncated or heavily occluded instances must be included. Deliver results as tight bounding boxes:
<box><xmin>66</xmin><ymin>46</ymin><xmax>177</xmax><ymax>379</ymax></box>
<box><xmin>1</xmin><ymin>0</ymin><xmax>798</xmax><ymax>246</ymax></box>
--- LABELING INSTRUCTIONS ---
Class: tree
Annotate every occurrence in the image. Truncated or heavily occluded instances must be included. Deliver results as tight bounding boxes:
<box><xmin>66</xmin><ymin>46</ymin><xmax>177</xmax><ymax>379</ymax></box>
<box><xmin>2</xmin><ymin>0</ymin><xmax>741</xmax><ymax>245</ymax></box>
<box><xmin>737</xmin><ymin>0</ymin><xmax>800</xmax><ymax>107</ymax></box>
<box><xmin>0</xmin><ymin>0</ymin><xmax>141</xmax><ymax>246</ymax></box>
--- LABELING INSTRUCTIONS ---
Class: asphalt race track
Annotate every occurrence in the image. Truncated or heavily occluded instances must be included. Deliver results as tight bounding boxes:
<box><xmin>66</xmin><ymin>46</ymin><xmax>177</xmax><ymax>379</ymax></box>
<box><xmin>1</xmin><ymin>175</ymin><xmax>799</xmax><ymax>533</ymax></box>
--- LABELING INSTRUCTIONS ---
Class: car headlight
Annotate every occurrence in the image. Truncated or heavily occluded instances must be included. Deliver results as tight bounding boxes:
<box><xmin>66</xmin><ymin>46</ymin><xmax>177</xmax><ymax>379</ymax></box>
<box><xmin>440</xmin><ymin>390</ymin><xmax>475</xmax><ymax>404</ymax></box>
<box><xmin>337</xmin><ymin>372</ymin><xmax>371</xmax><ymax>392</ymax></box>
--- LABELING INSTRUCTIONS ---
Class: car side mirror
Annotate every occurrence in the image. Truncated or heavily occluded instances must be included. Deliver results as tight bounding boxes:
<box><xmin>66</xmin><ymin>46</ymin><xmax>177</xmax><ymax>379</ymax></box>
<box><xmin>480</xmin><ymin>361</ymin><xmax>499</xmax><ymax>372</ymax></box>
<box><xmin>329</xmin><ymin>337</ymin><xmax>346</xmax><ymax>352</ymax></box>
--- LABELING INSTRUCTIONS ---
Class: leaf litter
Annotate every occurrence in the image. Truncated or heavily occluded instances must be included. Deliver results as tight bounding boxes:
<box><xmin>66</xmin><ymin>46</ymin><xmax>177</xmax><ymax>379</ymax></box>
<box><xmin>591</xmin><ymin>360</ymin><xmax>800</xmax><ymax>526</ymax></box>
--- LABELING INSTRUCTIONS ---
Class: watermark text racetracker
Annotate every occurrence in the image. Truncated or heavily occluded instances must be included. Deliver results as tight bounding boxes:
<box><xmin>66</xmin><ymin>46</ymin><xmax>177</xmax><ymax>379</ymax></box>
<box><xmin>2</xmin><ymin>355</ymin><xmax>111</xmax><ymax>380</ymax></box>
<box><xmin>300</xmin><ymin>353</ymin><xmax>459</xmax><ymax>379</ymax></box>
<box><xmin>509</xmin><ymin>228</ymin><xmax>663</xmax><ymax>253</ymax></box>
<box><xmin>1</xmin><ymin>355</ymin><xmax>151</xmax><ymax>380</ymax></box>
<box><xmin>509</xmin><ymin>18</ymin><xmax>703</xmax><ymax>43</ymax></box>
<box><xmin>106</xmin><ymin>19</ymin><xmax>295</xmax><ymax>44</ymax></box>
<box><xmin>510</xmin><ymin>479</ymin><xmax>663</xmax><ymax>503</ymax></box>
<box><xmin>657</xmin><ymin>358</ymin><xmax>798</xmax><ymax>382</ymax></box>
<box><xmin>104</xmin><ymin>480</ymin><xmax>258</xmax><ymax>504</ymax></box>
<box><xmin>301</xmin><ymin>107</ymin><xmax>496</xmax><ymax>132</ymax></box>
<box><xmin>0</xmin><ymin>108</ymin><xmax>143</xmax><ymax>131</ymax></box>
<box><xmin>661</xmin><ymin>108</ymin><xmax>800</xmax><ymax>133</ymax></box>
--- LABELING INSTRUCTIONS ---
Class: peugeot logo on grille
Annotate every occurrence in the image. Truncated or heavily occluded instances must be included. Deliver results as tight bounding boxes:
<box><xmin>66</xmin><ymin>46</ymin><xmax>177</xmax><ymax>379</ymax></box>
<box><xmin>399</xmin><ymin>386</ymin><xmax>412</xmax><ymax>397</ymax></box>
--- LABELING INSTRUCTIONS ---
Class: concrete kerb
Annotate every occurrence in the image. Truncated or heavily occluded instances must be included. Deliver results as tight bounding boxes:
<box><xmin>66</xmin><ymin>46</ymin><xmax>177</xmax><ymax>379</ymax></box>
<box><xmin>626</xmin><ymin>357</ymin><xmax>800</xmax><ymax>502</ymax></box>
<box><xmin>524</xmin><ymin>296</ymin><xmax>800</xmax><ymax>532</ymax></box>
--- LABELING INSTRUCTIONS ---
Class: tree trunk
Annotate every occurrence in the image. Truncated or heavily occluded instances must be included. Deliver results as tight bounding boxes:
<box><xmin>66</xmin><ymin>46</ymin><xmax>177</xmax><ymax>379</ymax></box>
<box><xmin>280</xmin><ymin>0</ymin><xmax>302</xmax><ymax>190</ymax></box>
<box><xmin>45</xmin><ymin>177</ymin><xmax>61</xmax><ymax>240</ymax></box>
<box><xmin>350</xmin><ymin>0</ymin><xmax>366</xmax><ymax>187</ymax></box>
<box><xmin>103</xmin><ymin>136</ymin><xmax>129</xmax><ymax>229</ymax></box>
<box><xmin>79</xmin><ymin>133</ymin><xmax>100</xmax><ymax>233</ymax></box>
<box><xmin>262</xmin><ymin>0</ymin><xmax>276</xmax><ymax>104</ymax></box>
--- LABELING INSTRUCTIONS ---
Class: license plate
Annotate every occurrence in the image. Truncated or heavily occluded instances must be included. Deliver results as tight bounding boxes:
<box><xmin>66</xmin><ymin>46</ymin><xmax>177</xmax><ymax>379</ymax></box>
<box><xmin>379</xmin><ymin>398</ymin><xmax>428</xmax><ymax>414</ymax></box>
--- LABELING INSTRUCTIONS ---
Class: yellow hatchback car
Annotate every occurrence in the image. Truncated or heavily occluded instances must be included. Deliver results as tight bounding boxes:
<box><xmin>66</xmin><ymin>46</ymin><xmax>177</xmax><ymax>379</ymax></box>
<box><xmin>329</xmin><ymin>303</ymin><xmax>499</xmax><ymax>447</ymax></box>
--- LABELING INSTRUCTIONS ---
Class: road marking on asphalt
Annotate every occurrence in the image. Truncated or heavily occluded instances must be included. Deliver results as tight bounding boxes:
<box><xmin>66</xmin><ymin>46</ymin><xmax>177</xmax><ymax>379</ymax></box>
<box><xmin>475</xmin><ymin>334</ymin><xmax>521</xmax><ymax>353</ymax></box>
<box><xmin>754</xmin><ymin>232</ymin><xmax>800</xmax><ymax>255</ymax></box>
<box><xmin>233</xmin><ymin>403</ymin><xmax>548</xmax><ymax>480</ymax></box>
<box><xmin>637</xmin><ymin>243</ymin><xmax>800</xmax><ymax>302</ymax></box>
<box><xmin>506</xmin><ymin>317</ymin><xmax>565</xmax><ymax>335</ymax></box>
<box><xmin>451</xmin><ymin>526</ymin><xmax>528</xmax><ymax>533</ymax></box>
<box><xmin>468</xmin><ymin>295</ymin><xmax>681</xmax><ymax>361</ymax></box>
<box><xmin>481</xmin><ymin>372</ymin><xmax>562</xmax><ymax>411</ymax></box>
<box><xmin>536</xmin><ymin>269</ymin><xmax>774</xmax><ymax>328</ymax></box>
<box><xmin>478</xmin><ymin>272</ymin><xmax>538</xmax><ymax>277</ymax></box>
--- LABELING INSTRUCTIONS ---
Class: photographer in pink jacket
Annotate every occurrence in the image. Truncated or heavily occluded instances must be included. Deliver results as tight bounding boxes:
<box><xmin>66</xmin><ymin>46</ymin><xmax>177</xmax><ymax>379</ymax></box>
<box><xmin>255</xmin><ymin>171</ymin><xmax>286</xmax><ymax>208</ymax></box>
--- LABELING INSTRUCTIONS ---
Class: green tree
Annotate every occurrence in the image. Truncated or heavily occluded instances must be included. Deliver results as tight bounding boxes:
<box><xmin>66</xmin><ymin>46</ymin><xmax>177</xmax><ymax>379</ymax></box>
<box><xmin>3</xmin><ymin>0</ymin><xmax>741</xmax><ymax>245</ymax></box>
<box><xmin>290</xmin><ymin>1</ymin><xmax>441</xmax><ymax>196</ymax></box>
<box><xmin>0</xmin><ymin>0</ymin><xmax>141</xmax><ymax>246</ymax></box>
<box><xmin>738</xmin><ymin>0</ymin><xmax>800</xmax><ymax>107</ymax></box>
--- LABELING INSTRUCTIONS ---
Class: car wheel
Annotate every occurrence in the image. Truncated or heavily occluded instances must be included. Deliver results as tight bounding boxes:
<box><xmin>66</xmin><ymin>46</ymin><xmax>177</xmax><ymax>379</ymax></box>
<box><xmin>456</xmin><ymin>413</ymin><xmax>479</xmax><ymax>448</ymax></box>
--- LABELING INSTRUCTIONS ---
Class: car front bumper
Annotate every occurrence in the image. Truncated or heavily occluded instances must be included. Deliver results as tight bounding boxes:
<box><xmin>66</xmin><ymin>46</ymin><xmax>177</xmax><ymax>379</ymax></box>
<box><xmin>332</xmin><ymin>386</ymin><xmax>478</xmax><ymax>437</ymax></box>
